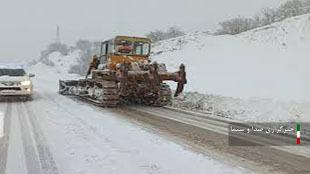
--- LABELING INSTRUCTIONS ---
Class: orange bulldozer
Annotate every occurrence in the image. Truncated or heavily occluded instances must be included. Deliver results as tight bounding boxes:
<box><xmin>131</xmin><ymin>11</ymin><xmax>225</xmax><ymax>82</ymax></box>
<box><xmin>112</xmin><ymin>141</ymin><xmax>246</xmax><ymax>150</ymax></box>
<box><xmin>59</xmin><ymin>36</ymin><xmax>186</xmax><ymax>107</ymax></box>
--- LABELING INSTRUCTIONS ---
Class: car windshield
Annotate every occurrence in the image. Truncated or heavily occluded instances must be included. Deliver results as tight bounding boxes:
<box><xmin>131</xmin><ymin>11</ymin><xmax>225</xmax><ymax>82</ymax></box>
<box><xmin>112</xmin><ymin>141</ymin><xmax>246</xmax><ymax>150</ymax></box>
<box><xmin>0</xmin><ymin>69</ymin><xmax>26</xmax><ymax>76</ymax></box>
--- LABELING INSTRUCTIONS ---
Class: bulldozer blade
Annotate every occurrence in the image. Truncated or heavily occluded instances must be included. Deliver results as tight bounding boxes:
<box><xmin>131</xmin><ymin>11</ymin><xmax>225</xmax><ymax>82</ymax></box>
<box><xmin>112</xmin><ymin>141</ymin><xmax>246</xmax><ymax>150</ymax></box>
<box><xmin>174</xmin><ymin>64</ymin><xmax>187</xmax><ymax>97</ymax></box>
<box><xmin>59</xmin><ymin>80</ymin><xmax>78</xmax><ymax>95</ymax></box>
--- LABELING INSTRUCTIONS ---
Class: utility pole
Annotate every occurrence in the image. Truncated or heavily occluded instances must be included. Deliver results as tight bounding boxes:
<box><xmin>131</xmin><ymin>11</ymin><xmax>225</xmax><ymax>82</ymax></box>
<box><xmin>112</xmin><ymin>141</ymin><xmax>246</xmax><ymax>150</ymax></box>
<box><xmin>56</xmin><ymin>25</ymin><xmax>61</xmax><ymax>44</ymax></box>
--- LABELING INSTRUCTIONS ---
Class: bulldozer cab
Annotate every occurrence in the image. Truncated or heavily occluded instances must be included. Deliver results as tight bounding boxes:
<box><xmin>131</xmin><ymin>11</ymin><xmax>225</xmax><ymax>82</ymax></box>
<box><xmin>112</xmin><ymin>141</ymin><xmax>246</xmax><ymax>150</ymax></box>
<box><xmin>99</xmin><ymin>36</ymin><xmax>152</xmax><ymax>70</ymax></box>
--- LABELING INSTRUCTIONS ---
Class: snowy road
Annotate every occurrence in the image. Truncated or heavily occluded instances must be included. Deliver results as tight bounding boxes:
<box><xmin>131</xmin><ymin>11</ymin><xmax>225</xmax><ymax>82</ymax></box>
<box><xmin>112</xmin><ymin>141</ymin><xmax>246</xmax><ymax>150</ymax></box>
<box><xmin>0</xmin><ymin>91</ymin><xmax>309</xmax><ymax>174</ymax></box>
<box><xmin>0</xmin><ymin>101</ymin><xmax>59</xmax><ymax>174</ymax></box>
<box><xmin>118</xmin><ymin>106</ymin><xmax>310</xmax><ymax>173</ymax></box>
<box><xmin>0</xmin><ymin>110</ymin><xmax>4</xmax><ymax>139</ymax></box>
<box><xmin>0</xmin><ymin>84</ymin><xmax>248</xmax><ymax>174</ymax></box>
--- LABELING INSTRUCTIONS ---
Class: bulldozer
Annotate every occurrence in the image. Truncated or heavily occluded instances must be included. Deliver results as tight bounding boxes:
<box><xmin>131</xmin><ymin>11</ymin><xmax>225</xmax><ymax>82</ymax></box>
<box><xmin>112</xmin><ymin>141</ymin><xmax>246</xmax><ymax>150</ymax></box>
<box><xmin>59</xmin><ymin>36</ymin><xmax>187</xmax><ymax>107</ymax></box>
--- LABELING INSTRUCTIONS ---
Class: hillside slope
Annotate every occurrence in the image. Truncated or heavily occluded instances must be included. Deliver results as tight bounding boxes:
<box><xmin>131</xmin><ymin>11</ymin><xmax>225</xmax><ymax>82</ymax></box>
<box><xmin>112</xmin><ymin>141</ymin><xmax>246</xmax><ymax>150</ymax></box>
<box><xmin>152</xmin><ymin>14</ymin><xmax>310</xmax><ymax>103</ymax></box>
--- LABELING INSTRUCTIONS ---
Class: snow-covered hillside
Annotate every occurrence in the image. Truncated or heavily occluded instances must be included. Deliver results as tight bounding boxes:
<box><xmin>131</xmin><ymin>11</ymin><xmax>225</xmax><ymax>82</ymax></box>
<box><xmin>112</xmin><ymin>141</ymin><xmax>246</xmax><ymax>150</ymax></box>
<box><xmin>152</xmin><ymin>14</ymin><xmax>310</xmax><ymax>103</ymax></box>
<box><xmin>30</xmin><ymin>50</ymin><xmax>82</xmax><ymax>80</ymax></box>
<box><xmin>240</xmin><ymin>14</ymin><xmax>310</xmax><ymax>47</ymax></box>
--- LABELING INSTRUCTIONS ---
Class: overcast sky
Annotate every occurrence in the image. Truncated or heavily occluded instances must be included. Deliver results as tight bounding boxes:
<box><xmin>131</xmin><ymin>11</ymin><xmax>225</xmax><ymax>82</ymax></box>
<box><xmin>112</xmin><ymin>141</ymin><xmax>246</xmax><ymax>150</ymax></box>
<box><xmin>0</xmin><ymin>0</ymin><xmax>285</xmax><ymax>62</ymax></box>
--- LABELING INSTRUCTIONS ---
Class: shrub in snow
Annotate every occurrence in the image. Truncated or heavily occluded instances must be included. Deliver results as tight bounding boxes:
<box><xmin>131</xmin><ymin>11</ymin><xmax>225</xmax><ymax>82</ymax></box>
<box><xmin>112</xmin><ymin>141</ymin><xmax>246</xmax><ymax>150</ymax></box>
<box><xmin>41</xmin><ymin>43</ymin><xmax>68</xmax><ymax>58</ymax></box>
<box><xmin>146</xmin><ymin>27</ymin><xmax>185</xmax><ymax>42</ymax></box>
<box><xmin>27</xmin><ymin>59</ymin><xmax>38</xmax><ymax>66</ymax></box>
<box><xmin>68</xmin><ymin>40</ymin><xmax>97</xmax><ymax>75</ymax></box>
<box><xmin>172</xmin><ymin>92</ymin><xmax>206</xmax><ymax>110</ymax></box>
<box><xmin>171</xmin><ymin>92</ymin><xmax>308</xmax><ymax>122</ymax></box>
<box><xmin>39</xmin><ymin>42</ymin><xmax>69</xmax><ymax>66</ymax></box>
<box><xmin>216</xmin><ymin>0</ymin><xmax>310</xmax><ymax>35</ymax></box>
<box><xmin>40</xmin><ymin>57</ymin><xmax>55</xmax><ymax>67</ymax></box>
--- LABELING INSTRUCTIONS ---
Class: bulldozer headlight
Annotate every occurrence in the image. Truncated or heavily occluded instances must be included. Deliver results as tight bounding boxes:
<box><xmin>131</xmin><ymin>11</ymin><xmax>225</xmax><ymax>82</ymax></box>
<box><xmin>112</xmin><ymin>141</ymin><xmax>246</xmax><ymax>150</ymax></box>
<box><xmin>21</xmin><ymin>80</ymin><xmax>31</xmax><ymax>86</ymax></box>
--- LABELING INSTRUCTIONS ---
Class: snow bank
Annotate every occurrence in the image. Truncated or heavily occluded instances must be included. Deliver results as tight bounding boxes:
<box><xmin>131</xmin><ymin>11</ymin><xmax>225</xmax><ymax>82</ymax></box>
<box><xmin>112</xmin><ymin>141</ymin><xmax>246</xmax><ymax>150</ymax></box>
<box><xmin>172</xmin><ymin>92</ymin><xmax>310</xmax><ymax>122</ymax></box>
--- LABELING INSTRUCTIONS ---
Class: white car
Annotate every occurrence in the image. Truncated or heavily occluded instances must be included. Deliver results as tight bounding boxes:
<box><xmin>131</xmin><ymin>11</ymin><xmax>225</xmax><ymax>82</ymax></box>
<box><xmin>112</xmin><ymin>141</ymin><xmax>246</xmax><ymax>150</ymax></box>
<box><xmin>0</xmin><ymin>66</ymin><xmax>34</xmax><ymax>100</ymax></box>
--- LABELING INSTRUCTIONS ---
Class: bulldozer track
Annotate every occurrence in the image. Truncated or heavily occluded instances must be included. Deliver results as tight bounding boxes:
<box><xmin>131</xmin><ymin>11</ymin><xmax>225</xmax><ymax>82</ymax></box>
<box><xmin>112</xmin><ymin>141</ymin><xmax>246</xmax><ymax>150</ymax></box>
<box><xmin>60</xmin><ymin>79</ymin><xmax>172</xmax><ymax>107</ymax></box>
<box><xmin>59</xmin><ymin>79</ymin><xmax>120</xmax><ymax>107</ymax></box>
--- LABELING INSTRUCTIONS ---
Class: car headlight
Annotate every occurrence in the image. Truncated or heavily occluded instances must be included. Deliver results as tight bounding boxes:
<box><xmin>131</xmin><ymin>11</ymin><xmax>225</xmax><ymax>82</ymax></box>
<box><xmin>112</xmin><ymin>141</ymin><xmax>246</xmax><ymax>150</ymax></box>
<box><xmin>21</xmin><ymin>80</ymin><xmax>31</xmax><ymax>86</ymax></box>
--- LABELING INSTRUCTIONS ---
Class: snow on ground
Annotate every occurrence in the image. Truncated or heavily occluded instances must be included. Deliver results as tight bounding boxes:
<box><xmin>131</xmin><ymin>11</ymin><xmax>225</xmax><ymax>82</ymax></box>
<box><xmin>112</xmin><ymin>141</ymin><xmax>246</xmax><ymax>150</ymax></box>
<box><xmin>240</xmin><ymin>14</ymin><xmax>310</xmax><ymax>48</ymax></box>
<box><xmin>172</xmin><ymin>92</ymin><xmax>310</xmax><ymax>122</ymax></box>
<box><xmin>27</xmin><ymin>55</ymin><xmax>249</xmax><ymax>174</ymax></box>
<box><xmin>29</xmin><ymin>50</ymin><xmax>81</xmax><ymax>81</ymax></box>
<box><xmin>152</xmin><ymin>14</ymin><xmax>310</xmax><ymax>121</ymax></box>
<box><xmin>42</xmin><ymin>50</ymin><xmax>81</xmax><ymax>77</ymax></box>
<box><xmin>21</xmin><ymin>14</ymin><xmax>310</xmax><ymax>173</ymax></box>
<box><xmin>152</xmin><ymin>17</ymin><xmax>309</xmax><ymax>102</ymax></box>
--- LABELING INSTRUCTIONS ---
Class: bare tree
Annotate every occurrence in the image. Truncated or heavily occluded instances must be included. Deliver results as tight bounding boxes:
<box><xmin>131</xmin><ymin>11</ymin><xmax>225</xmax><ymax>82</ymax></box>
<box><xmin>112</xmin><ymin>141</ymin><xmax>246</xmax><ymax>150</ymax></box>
<box><xmin>279</xmin><ymin>0</ymin><xmax>303</xmax><ymax>18</ymax></box>
<box><xmin>69</xmin><ymin>40</ymin><xmax>95</xmax><ymax>75</ymax></box>
<box><xmin>261</xmin><ymin>8</ymin><xmax>277</xmax><ymax>25</ymax></box>
<box><xmin>146</xmin><ymin>27</ymin><xmax>185</xmax><ymax>42</ymax></box>
<box><xmin>216</xmin><ymin>0</ymin><xmax>310</xmax><ymax>35</ymax></box>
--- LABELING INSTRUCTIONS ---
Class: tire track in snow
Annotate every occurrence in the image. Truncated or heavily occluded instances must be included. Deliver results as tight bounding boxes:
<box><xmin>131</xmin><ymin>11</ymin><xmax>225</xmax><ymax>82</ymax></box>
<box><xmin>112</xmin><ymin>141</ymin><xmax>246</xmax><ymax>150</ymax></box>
<box><xmin>0</xmin><ymin>110</ymin><xmax>4</xmax><ymax>139</ymax></box>
<box><xmin>0</xmin><ymin>103</ymin><xmax>11</xmax><ymax>174</ymax></box>
<box><xmin>17</xmin><ymin>102</ymin><xmax>42</xmax><ymax>174</ymax></box>
<box><xmin>37</xmin><ymin>92</ymin><xmax>121</xmax><ymax>154</ymax></box>
<box><xmin>22</xmin><ymin>102</ymin><xmax>61</xmax><ymax>174</ymax></box>
<box><xmin>5</xmin><ymin>103</ymin><xmax>28</xmax><ymax>174</ymax></box>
